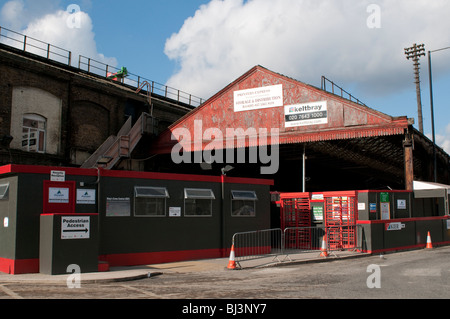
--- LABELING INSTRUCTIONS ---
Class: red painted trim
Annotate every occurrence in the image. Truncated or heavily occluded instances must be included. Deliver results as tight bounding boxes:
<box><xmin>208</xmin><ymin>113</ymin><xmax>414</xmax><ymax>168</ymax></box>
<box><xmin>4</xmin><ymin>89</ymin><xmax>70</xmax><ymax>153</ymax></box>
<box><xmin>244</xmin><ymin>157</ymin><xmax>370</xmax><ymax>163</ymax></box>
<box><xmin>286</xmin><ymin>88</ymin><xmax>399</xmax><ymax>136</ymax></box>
<box><xmin>100</xmin><ymin>248</ymin><xmax>228</xmax><ymax>267</ymax></box>
<box><xmin>280</xmin><ymin>192</ymin><xmax>309</xmax><ymax>199</ymax></box>
<box><xmin>280</xmin><ymin>190</ymin><xmax>358</xmax><ymax>200</ymax></box>
<box><xmin>0</xmin><ymin>164</ymin><xmax>13</xmax><ymax>175</ymax></box>
<box><xmin>357</xmin><ymin>216</ymin><xmax>450</xmax><ymax>224</ymax></box>
<box><xmin>0</xmin><ymin>257</ymin><xmax>39</xmax><ymax>275</ymax></box>
<box><xmin>102</xmin><ymin>169</ymin><xmax>274</xmax><ymax>185</ymax></box>
<box><xmin>358</xmin><ymin>190</ymin><xmax>412</xmax><ymax>193</ymax></box>
<box><xmin>99</xmin><ymin>168</ymin><xmax>220</xmax><ymax>182</ymax></box>
<box><xmin>43</xmin><ymin>180</ymin><xmax>76</xmax><ymax>214</ymax></box>
<box><xmin>40</xmin><ymin>213</ymin><xmax>99</xmax><ymax>216</ymax></box>
<box><xmin>223</xmin><ymin>176</ymin><xmax>274</xmax><ymax>186</ymax></box>
<box><xmin>362</xmin><ymin>241</ymin><xmax>450</xmax><ymax>254</ymax></box>
<box><xmin>0</xmin><ymin>164</ymin><xmax>273</xmax><ymax>186</ymax></box>
<box><xmin>1</xmin><ymin>164</ymin><xmax>98</xmax><ymax>176</ymax></box>
<box><xmin>1</xmin><ymin>248</ymin><xmax>229</xmax><ymax>275</ymax></box>
<box><xmin>0</xmin><ymin>257</ymin><xmax>14</xmax><ymax>274</ymax></box>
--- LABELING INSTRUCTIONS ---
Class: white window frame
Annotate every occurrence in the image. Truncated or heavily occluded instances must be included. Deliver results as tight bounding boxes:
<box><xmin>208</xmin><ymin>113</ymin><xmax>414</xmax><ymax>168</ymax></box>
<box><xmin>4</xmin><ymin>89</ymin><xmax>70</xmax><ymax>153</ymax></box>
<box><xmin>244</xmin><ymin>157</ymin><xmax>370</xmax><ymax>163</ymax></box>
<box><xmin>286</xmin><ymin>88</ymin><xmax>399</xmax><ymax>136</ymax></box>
<box><xmin>134</xmin><ymin>186</ymin><xmax>169</xmax><ymax>217</ymax></box>
<box><xmin>0</xmin><ymin>183</ymin><xmax>9</xmax><ymax>200</ymax></box>
<box><xmin>231</xmin><ymin>190</ymin><xmax>258</xmax><ymax>217</ymax></box>
<box><xmin>22</xmin><ymin>113</ymin><xmax>46</xmax><ymax>153</ymax></box>
<box><xmin>184</xmin><ymin>188</ymin><xmax>215</xmax><ymax>217</ymax></box>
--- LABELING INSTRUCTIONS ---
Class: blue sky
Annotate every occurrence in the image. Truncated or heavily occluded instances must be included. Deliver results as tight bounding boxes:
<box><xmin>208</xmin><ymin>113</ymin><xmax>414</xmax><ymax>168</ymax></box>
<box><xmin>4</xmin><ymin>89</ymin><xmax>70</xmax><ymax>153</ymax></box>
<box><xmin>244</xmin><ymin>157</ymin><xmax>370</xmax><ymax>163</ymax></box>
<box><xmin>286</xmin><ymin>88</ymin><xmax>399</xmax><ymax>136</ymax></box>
<box><xmin>1</xmin><ymin>0</ymin><xmax>450</xmax><ymax>153</ymax></box>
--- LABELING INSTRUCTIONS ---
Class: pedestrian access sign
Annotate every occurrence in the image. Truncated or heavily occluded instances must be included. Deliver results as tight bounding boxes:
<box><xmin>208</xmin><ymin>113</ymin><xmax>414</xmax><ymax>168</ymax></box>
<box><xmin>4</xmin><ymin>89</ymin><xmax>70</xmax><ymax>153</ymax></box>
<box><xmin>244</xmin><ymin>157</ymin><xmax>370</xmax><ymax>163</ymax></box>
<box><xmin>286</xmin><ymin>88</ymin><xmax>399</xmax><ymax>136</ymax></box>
<box><xmin>61</xmin><ymin>216</ymin><xmax>90</xmax><ymax>239</ymax></box>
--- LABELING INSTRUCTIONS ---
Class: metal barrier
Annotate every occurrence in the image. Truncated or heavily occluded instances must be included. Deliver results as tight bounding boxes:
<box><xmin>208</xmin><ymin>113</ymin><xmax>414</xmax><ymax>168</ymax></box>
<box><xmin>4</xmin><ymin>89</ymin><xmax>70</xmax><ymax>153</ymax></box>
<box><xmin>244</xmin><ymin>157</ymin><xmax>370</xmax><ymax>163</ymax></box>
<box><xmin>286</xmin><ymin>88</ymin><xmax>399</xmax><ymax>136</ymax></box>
<box><xmin>284</xmin><ymin>225</ymin><xmax>362</xmax><ymax>258</ymax></box>
<box><xmin>230</xmin><ymin>225</ymin><xmax>363</xmax><ymax>268</ymax></box>
<box><xmin>283</xmin><ymin>226</ymin><xmax>325</xmax><ymax>253</ymax></box>
<box><xmin>231</xmin><ymin>228</ymin><xmax>283</xmax><ymax>268</ymax></box>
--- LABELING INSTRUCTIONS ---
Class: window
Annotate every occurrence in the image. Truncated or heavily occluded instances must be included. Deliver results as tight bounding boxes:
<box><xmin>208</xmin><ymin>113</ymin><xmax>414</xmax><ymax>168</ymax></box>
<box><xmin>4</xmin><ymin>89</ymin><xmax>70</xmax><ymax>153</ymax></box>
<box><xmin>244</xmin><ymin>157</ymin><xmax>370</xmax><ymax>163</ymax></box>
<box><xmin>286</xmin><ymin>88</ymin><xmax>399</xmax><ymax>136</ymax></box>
<box><xmin>231</xmin><ymin>190</ymin><xmax>257</xmax><ymax>216</ymax></box>
<box><xmin>22</xmin><ymin>114</ymin><xmax>46</xmax><ymax>153</ymax></box>
<box><xmin>184</xmin><ymin>188</ymin><xmax>215</xmax><ymax>217</ymax></box>
<box><xmin>0</xmin><ymin>183</ymin><xmax>9</xmax><ymax>200</ymax></box>
<box><xmin>134</xmin><ymin>186</ymin><xmax>169</xmax><ymax>217</ymax></box>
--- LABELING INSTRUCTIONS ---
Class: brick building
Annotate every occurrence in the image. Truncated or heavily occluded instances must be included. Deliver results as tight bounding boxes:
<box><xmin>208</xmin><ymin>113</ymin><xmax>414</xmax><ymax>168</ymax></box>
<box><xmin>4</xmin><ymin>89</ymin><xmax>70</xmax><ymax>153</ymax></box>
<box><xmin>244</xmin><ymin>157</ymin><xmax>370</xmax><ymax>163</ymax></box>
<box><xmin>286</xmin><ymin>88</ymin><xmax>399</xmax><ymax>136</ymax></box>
<box><xmin>0</xmin><ymin>30</ymin><xmax>198</xmax><ymax>169</ymax></box>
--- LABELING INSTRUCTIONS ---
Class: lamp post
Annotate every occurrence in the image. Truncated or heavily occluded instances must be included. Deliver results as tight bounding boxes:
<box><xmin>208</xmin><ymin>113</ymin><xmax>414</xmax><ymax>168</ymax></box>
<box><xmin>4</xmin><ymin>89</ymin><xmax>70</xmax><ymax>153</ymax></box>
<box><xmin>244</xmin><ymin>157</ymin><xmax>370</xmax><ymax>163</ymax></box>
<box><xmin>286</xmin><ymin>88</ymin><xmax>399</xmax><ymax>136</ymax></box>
<box><xmin>427</xmin><ymin>46</ymin><xmax>450</xmax><ymax>182</ymax></box>
<box><xmin>221</xmin><ymin>165</ymin><xmax>234</xmax><ymax>257</ymax></box>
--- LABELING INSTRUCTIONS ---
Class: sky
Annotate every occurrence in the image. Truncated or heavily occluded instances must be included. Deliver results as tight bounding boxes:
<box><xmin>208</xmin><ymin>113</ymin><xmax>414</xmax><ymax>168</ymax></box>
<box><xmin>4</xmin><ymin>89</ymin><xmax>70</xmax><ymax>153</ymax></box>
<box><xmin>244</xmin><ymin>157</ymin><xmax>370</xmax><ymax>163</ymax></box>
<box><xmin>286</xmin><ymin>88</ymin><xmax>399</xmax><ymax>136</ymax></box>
<box><xmin>1</xmin><ymin>0</ymin><xmax>450</xmax><ymax>153</ymax></box>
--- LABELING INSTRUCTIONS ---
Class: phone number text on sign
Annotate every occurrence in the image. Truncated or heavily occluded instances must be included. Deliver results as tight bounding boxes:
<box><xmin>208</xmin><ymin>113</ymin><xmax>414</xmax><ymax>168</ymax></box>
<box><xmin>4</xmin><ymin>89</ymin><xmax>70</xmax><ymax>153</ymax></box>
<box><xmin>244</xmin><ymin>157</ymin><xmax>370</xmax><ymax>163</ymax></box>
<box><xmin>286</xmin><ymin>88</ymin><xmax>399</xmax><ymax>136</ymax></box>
<box><xmin>285</xmin><ymin>101</ymin><xmax>328</xmax><ymax>127</ymax></box>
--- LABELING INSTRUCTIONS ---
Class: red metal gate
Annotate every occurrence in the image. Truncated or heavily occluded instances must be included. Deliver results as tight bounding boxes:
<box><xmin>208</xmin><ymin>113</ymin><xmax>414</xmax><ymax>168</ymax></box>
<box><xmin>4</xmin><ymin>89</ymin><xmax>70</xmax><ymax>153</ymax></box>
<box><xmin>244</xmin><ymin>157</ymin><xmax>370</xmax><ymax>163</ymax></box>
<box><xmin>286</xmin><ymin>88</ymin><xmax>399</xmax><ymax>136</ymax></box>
<box><xmin>279</xmin><ymin>191</ymin><xmax>358</xmax><ymax>251</ymax></box>
<box><xmin>324</xmin><ymin>192</ymin><xmax>357</xmax><ymax>250</ymax></box>
<box><xmin>280</xmin><ymin>193</ymin><xmax>311</xmax><ymax>249</ymax></box>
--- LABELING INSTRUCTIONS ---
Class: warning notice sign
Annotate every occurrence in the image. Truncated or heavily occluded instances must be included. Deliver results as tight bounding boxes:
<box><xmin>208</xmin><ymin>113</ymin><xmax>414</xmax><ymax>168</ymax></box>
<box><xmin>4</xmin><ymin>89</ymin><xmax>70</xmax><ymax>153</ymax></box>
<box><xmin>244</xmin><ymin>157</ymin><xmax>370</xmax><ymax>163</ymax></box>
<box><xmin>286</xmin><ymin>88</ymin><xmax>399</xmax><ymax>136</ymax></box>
<box><xmin>61</xmin><ymin>216</ymin><xmax>90</xmax><ymax>239</ymax></box>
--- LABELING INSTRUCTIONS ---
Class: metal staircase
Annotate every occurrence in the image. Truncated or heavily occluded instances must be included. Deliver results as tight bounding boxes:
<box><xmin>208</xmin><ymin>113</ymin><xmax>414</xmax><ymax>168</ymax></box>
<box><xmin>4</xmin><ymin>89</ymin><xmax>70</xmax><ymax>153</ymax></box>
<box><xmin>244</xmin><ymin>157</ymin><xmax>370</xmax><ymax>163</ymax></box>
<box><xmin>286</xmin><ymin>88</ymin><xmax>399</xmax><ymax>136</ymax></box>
<box><xmin>81</xmin><ymin>112</ymin><xmax>158</xmax><ymax>169</ymax></box>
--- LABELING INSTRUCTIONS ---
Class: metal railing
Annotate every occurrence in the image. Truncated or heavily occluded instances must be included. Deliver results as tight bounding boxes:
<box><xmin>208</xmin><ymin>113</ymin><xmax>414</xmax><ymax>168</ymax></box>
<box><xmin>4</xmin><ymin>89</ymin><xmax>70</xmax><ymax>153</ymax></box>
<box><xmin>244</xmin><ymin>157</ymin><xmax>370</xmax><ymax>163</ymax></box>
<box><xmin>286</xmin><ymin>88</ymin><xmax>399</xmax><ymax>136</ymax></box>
<box><xmin>0</xmin><ymin>25</ymin><xmax>204</xmax><ymax>107</ymax></box>
<box><xmin>231</xmin><ymin>228</ymin><xmax>284</xmax><ymax>267</ymax></box>
<box><xmin>231</xmin><ymin>225</ymin><xmax>363</xmax><ymax>268</ymax></box>
<box><xmin>78</xmin><ymin>55</ymin><xmax>204</xmax><ymax>107</ymax></box>
<box><xmin>321</xmin><ymin>76</ymin><xmax>367</xmax><ymax>107</ymax></box>
<box><xmin>0</xmin><ymin>26</ymin><xmax>72</xmax><ymax>65</ymax></box>
<box><xmin>284</xmin><ymin>225</ymin><xmax>361</xmax><ymax>255</ymax></box>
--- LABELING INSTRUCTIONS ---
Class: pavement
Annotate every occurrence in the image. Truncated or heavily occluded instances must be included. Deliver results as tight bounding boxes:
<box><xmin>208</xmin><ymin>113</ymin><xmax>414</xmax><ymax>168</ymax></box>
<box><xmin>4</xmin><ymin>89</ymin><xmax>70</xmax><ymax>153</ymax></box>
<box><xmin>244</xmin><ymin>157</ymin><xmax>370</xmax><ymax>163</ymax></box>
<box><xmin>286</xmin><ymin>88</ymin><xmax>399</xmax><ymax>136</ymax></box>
<box><xmin>0</xmin><ymin>250</ymin><xmax>370</xmax><ymax>284</ymax></box>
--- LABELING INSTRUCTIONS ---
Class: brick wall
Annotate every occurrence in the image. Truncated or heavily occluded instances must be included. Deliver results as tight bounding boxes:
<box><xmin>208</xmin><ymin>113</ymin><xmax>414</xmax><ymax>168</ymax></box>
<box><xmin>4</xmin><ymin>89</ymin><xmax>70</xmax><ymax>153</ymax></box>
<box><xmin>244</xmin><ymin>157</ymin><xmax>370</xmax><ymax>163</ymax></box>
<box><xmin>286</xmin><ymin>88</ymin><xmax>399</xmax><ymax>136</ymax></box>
<box><xmin>0</xmin><ymin>45</ymin><xmax>193</xmax><ymax>167</ymax></box>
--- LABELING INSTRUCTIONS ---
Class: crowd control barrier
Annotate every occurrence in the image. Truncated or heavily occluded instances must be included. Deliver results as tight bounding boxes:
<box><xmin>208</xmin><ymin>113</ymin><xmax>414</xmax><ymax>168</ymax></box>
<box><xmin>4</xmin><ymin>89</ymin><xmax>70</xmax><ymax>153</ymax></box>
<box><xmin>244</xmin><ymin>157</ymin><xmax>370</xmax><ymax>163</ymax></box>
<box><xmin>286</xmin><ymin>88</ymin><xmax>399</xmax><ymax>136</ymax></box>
<box><xmin>230</xmin><ymin>225</ymin><xmax>363</xmax><ymax>268</ymax></box>
<box><xmin>229</xmin><ymin>228</ymin><xmax>283</xmax><ymax>268</ymax></box>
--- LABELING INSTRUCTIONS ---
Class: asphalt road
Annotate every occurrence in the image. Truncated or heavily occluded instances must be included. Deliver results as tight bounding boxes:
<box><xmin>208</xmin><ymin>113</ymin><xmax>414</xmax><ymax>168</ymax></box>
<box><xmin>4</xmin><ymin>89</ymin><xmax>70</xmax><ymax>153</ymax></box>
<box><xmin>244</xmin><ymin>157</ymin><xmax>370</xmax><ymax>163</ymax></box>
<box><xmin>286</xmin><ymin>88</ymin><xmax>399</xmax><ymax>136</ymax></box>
<box><xmin>1</xmin><ymin>246</ymin><xmax>449</xmax><ymax>310</ymax></box>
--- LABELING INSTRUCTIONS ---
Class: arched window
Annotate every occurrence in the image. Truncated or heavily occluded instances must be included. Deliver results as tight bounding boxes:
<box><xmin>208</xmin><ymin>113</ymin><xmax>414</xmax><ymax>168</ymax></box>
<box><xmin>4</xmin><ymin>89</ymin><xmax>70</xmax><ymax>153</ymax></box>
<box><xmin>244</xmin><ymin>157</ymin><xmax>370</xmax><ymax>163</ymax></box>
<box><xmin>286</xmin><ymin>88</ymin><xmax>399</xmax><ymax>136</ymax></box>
<box><xmin>22</xmin><ymin>114</ymin><xmax>46</xmax><ymax>153</ymax></box>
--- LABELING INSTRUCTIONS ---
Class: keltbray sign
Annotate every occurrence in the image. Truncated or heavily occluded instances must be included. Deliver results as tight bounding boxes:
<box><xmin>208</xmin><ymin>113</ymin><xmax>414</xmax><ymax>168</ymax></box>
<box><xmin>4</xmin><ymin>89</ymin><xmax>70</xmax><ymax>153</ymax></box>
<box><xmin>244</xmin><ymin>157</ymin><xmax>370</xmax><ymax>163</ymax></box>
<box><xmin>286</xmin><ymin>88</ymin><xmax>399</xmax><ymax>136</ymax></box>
<box><xmin>61</xmin><ymin>216</ymin><xmax>90</xmax><ymax>239</ymax></box>
<box><xmin>284</xmin><ymin>101</ymin><xmax>328</xmax><ymax>127</ymax></box>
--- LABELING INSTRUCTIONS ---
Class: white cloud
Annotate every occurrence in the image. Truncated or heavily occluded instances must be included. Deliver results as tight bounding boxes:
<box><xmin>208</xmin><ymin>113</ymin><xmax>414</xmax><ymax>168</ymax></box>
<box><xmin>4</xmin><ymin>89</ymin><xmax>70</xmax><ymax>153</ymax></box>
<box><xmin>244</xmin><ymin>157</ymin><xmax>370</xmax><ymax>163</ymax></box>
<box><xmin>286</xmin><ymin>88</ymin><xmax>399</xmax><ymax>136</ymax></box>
<box><xmin>434</xmin><ymin>124</ymin><xmax>450</xmax><ymax>155</ymax></box>
<box><xmin>0</xmin><ymin>0</ymin><xmax>116</xmax><ymax>68</ymax></box>
<box><xmin>164</xmin><ymin>0</ymin><xmax>450</xmax><ymax>100</ymax></box>
<box><xmin>0</xmin><ymin>0</ymin><xmax>25</xmax><ymax>30</ymax></box>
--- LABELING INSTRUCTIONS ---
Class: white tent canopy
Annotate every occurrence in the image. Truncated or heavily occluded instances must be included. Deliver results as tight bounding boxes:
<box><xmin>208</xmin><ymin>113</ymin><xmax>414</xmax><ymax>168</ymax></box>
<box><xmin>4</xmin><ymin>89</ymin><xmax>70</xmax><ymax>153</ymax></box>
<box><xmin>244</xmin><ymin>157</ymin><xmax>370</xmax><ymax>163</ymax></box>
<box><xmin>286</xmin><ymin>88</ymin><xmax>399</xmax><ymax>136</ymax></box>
<box><xmin>413</xmin><ymin>180</ymin><xmax>450</xmax><ymax>214</ymax></box>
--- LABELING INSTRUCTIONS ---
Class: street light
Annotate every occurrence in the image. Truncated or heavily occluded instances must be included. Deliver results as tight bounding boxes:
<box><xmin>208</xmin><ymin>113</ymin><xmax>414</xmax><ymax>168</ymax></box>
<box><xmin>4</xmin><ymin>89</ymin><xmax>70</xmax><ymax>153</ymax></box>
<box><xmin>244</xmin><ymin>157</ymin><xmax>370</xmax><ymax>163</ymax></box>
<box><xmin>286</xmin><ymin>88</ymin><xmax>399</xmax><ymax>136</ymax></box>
<box><xmin>427</xmin><ymin>46</ymin><xmax>450</xmax><ymax>182</ymax></box>
<box><xmin>220</xmin><ymin>165</ymin><xmax>234</xmax><ymax>257</ymax></box>
<box><xmin>405</xmin><ymin>43</ymin><xmax>426</xmax><ymax>133</ymax></box>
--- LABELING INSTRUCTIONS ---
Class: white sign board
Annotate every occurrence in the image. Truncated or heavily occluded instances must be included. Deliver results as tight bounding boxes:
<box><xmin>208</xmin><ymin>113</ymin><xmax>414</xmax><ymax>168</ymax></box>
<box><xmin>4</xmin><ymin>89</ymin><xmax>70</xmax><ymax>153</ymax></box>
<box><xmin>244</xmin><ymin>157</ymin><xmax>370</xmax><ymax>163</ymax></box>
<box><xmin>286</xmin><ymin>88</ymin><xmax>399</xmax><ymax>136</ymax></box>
<box><xmin>50</xmin><ymin>170</ymin><xmax>65</xmax><ymax>182</ymax></box>
<box><xmin>380</xmin><ymin>202</ymin><xmax>390</xmax><ymax>220</ymax></box>
<box><xmin>234</xmin><ymin>84</ymin><xmax>283</xmax><ymax>112</ymax></box>
<box><xmin>48</xmin><ymin>187</ymin><xmax>70</xmax><ymax>203</ymax></box>
<box><xmin>169</xmin><ymin>207</ymin><xmax>181</xmax><ymax>217</ymax></box>
<box><xmin>76</xmin><ymin>189</ymin><xmax>96</xmax><ymax>204</ymax></box>
<box><xmin>397</xmin><ymin>199</ymin><xmax>406</xmax><ymax>209</ymax></box>
<box><xmin>285</xmin><ymin>101</ymin><xmax>328</xmax><ymax>127</ymax></box>
<box><xmin>61</xmin><ymin>216</ymin><xmax>90</xmax><ymax>239</ymax></box>
<box><xmin>385</xmin><ymin>222</ymin><xmax>405</xmax><ymax>231</ymax></box>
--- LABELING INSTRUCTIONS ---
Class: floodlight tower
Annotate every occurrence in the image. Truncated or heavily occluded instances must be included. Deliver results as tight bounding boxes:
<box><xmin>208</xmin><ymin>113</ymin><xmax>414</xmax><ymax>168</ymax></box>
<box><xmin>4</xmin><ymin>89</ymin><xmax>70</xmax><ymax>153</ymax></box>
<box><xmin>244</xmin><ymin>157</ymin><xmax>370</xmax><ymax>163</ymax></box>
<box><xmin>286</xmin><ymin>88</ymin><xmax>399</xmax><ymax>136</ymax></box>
<box><xmin>404</xmin><ymin>43</ymin><xmax>426</xmax><ymax>133</ymax></box>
